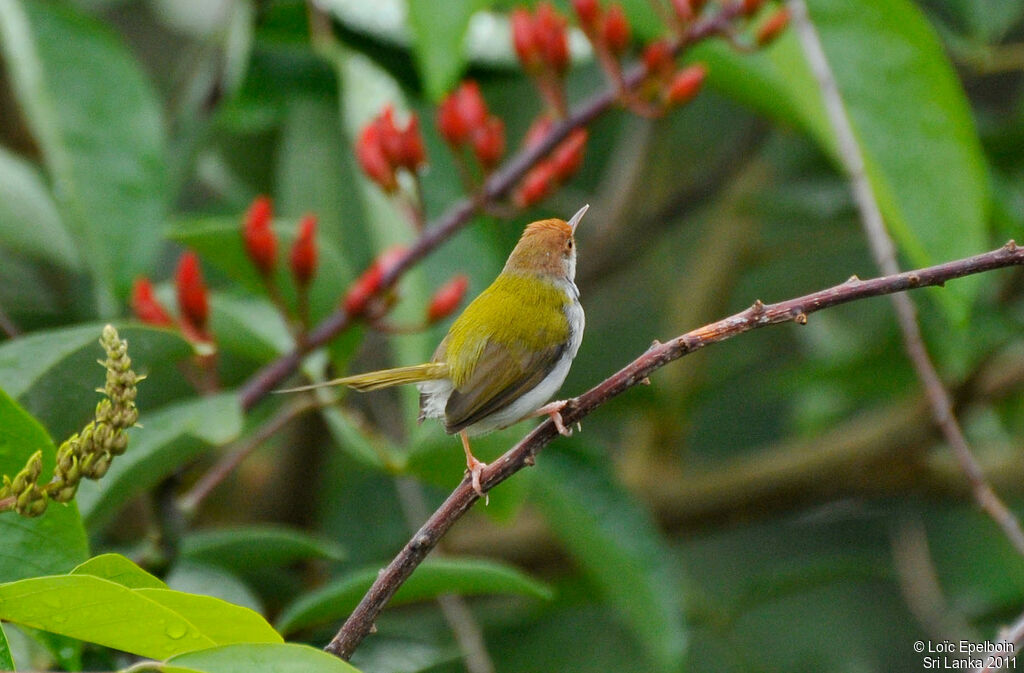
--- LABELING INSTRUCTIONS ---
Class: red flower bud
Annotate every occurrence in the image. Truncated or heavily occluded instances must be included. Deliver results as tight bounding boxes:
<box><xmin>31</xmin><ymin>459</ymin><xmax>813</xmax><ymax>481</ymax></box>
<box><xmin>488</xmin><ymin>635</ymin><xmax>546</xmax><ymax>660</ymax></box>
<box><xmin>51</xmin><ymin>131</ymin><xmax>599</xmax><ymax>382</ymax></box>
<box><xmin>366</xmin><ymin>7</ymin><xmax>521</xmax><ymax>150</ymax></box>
<box><xmin>665</xmin><ymin>63</ymin><xmax>707</xmax><ymax>106</ymax></box>
<box><xmin>455</xmin><ymin>81</ymin><xmax>489</xmax><ymax>132</ymax></box>
<box><xmin>742</xmin><ymin>0</ymin><xmax>764</xmax><ymax>16</ymax></box>
<box><xmin>438</xmin><ymin>90</ymin><xmax>469</xmax><ymax>146</ymax></box>
<box><xmin>602</xmin><ymin>5</ymin><xmax>631</xmax><ymax>55</ymax></box>
<box><xmin>471</xmin><ymin>117</ymin><xmax>506</xmax><ymax>170</ymax></box>
<box><xmin>131</xmin><ymin>277</ymin><xmax>174</xmax><ymax>327</ymax></box>
<box><xmin>242</xmin><ymin>195</ymin><xmax>276</xmax><ymax>277</ymax></box>
<box><xmin>427</xmin><ymin>274</ymin><xmax>469</xmax><ymax>323</ymax></box>
<box><xmin>643</xmin><ymin>39</ymin><xmax>673</xmax><ymax>76</ymax></box>
<box><xmin>290</xmin><ymin>214</ymin><xmax>318</xmax><ymax>287</ymax></box>
<box><xmin>356</xmin><ymin>122</ymin><xmax>398</xmax><ymax>193</ymax></box>
<box><xmin>670</xmin><ymin>0</ymin><xmax>694</xmax><ymax>22</ymax></box>
<box><xmin>175</xmin><ymin>251</ymin><xmax>209</xmax><ymax>333</ymax></box>
<box><xmin>343</xmin><ymin>246</ymin><xmax>407</xmax><ymax>315</ymax></box>
<box><xmin>551</xmin><ymin>129</ymin><xmax>588</xmax><ymax>181</ymax></box>
<box><xmin>376</xmin><ymin>105</ymin><xmax>405</xmax><ymax>167</ymax></box>
<box><xmin>756</xmin><ymin>8</ymin><xmax>789</xmax><ymax>46</ymax></box>
<box><xmin>512</xmin><ymin>9</ymin><xmax>540</xmax><ymax>70</ymax></box>
<box><xmin>534</xmin><ymin>3</ymin><xmax>570</xmax><ymax>74</ymax></box>
<box><xmin>572</xmin><ymin>0</ymin><xmax>601</xmax><ymax>32</ymax></box>
<box><xmin>398</xmin><ymin>114</ymin><xmax>427</xmax><ymax>171</ymax></box>
<box><xmin>343</xmin><ymin>265</ymin><xmax>382</xmax><ymax>316</ymax></box>
<box><xmin>514</xmin><ymin>161</ymin><xmax>558</xmax><ymax>208</ymax></box>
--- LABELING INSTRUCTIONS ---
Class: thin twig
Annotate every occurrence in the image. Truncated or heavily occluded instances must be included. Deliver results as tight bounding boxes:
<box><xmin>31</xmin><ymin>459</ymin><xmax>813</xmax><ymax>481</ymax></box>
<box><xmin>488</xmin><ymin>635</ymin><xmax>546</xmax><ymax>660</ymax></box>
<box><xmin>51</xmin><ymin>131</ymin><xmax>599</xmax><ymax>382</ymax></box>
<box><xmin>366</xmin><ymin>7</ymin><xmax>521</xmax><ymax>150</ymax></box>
<box><xmin>324</xmin><ymin>241</ymin><xmax>1024</xmax><ymax>660</ymax></box>
<box><xmin>177</xmin><ymin>396</ymin><xmax>318</xmax><ymax>517</ymax></box>
<box><xmin>787</xmin><ymin>0</ymin><xmax>1024</xmax><ymax>557</ymax></box>
<box><xmin>237</xmin><ymin>3</ymin><xmax>747</xmax><ymax>412</ymax></box>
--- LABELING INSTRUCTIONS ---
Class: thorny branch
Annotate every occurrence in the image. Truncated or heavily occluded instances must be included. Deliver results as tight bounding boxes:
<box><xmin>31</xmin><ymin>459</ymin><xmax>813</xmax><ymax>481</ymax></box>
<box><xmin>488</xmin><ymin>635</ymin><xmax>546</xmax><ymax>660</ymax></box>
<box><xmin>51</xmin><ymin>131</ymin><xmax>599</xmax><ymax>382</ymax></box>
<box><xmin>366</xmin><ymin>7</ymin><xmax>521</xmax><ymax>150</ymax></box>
<box><xmin>324</xmin><ymin>241</ymin><xmax>1024</xmax><ymax>660</ymax></box>
<box><xmin>237</xmin><ymin>3</ymin><xmax>747</xmax><ymax>412</ymax></box>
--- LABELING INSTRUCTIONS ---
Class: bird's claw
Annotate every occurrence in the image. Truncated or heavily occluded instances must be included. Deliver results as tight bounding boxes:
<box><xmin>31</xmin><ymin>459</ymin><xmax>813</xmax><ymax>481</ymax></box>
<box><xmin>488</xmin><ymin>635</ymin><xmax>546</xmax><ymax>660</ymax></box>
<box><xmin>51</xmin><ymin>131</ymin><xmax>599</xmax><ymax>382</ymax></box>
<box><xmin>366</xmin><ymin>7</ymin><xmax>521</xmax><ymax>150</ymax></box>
<box><xmin>467</xmin><ymin>457</ymin><xmax>488</xmax><ymax>505</ymax></box>
<box><xmin>550</xmin><ymin>410</ymin><xmax>572</xmax><ymax>437</ymax></box>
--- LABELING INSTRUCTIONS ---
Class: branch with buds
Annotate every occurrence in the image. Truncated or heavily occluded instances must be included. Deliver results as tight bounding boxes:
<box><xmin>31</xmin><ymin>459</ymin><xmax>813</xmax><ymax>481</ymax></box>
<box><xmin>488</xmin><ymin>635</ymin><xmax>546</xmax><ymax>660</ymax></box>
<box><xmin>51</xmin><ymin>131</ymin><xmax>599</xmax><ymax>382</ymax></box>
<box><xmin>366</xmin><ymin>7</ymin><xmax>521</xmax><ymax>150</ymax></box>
<box><xmin>238</xmin><ymin>0</ymin><xmax>784</xmax><ymax>411</ymax></box>
<box><xmin>324</xmin><ymin>241</ymin><xmax>1024</xmax><ymax>660</ymax></box>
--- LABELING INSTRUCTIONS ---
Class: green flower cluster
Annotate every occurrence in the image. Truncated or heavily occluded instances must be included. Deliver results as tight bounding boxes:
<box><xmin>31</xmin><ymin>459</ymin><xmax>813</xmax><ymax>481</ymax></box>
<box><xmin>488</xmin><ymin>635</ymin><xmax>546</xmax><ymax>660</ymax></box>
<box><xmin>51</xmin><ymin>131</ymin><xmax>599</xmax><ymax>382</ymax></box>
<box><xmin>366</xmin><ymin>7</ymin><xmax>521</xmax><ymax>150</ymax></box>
<box><xmin>0</xmin><ymin>325</ymin><xmax>140</xmax><ymax>517</ymax></box>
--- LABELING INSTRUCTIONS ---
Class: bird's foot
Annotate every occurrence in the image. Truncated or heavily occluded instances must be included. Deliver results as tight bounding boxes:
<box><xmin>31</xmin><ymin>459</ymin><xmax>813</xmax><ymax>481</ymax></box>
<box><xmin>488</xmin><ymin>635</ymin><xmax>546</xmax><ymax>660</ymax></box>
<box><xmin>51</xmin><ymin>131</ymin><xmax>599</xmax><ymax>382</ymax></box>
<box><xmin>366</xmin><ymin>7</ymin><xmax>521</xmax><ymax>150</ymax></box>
<box><xmin>535</xmin><ymin>400</ymin><xmax>573</xmax><ymax>437</ymax></box>
<box><xmin>466</xmin><ymin>455</ymin><xmax>488</xmax><ymax>505</ymax></box>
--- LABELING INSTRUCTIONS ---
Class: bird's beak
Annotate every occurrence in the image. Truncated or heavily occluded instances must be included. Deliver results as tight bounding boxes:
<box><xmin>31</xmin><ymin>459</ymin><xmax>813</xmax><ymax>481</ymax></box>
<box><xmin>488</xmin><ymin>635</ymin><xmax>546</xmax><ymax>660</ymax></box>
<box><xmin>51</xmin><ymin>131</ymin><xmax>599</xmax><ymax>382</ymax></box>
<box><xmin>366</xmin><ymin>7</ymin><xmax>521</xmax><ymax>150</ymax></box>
<box><xmin>567</xmin><ymin>204</ymin><xmax>589</xmax><ymax>233</ymax></box>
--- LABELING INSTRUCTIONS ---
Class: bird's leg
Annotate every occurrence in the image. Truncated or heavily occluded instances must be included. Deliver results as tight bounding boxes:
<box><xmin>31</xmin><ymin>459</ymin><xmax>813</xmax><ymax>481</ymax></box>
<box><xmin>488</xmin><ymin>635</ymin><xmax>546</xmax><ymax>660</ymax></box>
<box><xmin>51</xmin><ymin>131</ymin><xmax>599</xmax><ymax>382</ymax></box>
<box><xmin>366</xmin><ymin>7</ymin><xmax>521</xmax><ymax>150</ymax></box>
<box><xmin>460</xmin><ymin>430</ymin><xmax>488</xmax><ymax>503</ymax></box>
<box><xmin>531</xmin><ymin>400</ymin><xmax>574</xmax><ymax>436</ymax></box>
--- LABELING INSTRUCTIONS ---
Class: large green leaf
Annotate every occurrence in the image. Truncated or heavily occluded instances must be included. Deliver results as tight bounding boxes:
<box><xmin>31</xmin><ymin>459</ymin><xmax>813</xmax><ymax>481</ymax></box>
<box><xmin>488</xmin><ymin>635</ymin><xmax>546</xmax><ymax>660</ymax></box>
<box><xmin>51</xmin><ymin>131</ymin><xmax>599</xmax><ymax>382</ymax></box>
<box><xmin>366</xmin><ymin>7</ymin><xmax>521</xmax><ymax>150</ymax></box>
<box><xmin>75</xmin><ymin>393</ymin><xmax>243</xmax><ymax>530</ymax></box>
<box><xmin>0</xmin><ymin>0</ymin><xmax>168</xmax><ymax>313</ymax></box>
<box><xmin>0</xmin><ymin>323</ymin><xmax>192</xmax><ymax>442</ymax></box>
<box><xmin>534</xmin><ymin>449</ymin><xmax>687</xmax><ymax>673</ymax></box>
<box><xmin>181</xmin><ymin>524</ymin><xmax>345</xmax><ymax>571</ymax></box>
<box><xmin>695</xmin><ymin>0</ymin><xmax>989</xmax><ymax>322</ymax></box>
<box><xmin>0</xmin><ymin>388</ymin><xmax>88</xmax><ymax>583</ymax></box>
<box><xmin>276</xmin><ymin>557</ymin><xmax>553</xmax><ymax>635</ymax></box>
<box><xmin>0</xmin><ymin>572</ymin><xmax>280</xmax><ymax>660</ymax></box>
<box><xmin>0</xmin><ymin>147</ymin><xmax>79</xmax><ymax>270</ymax></box>
<box><xmin>170</xmin><ymin>643</ymin><xmax>362</xmax><ymax>673</ymax></box>
<box><xmin>407</xmin><ymin>0</ymin><xmax>479</xmax><ymax>100</ymax></box>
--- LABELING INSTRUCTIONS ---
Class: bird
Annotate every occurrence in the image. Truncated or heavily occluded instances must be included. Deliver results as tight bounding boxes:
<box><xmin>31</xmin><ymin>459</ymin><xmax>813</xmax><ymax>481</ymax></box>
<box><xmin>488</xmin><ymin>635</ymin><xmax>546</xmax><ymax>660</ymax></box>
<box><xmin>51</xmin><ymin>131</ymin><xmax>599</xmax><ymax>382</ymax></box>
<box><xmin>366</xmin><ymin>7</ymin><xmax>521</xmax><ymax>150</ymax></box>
<box><xmin>281</xmin><ymin>204</ymin><xmax>589</xmax><ymax>498</ymax></box>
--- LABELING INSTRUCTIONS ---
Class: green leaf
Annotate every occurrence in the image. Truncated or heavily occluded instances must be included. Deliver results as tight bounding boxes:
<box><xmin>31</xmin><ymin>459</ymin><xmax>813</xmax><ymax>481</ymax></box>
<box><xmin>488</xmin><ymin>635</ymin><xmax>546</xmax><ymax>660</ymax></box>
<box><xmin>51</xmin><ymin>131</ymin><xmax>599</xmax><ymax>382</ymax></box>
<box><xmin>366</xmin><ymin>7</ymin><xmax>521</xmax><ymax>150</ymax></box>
<box><xmin>0</xmin><ymin>575</ymin><xmax>216</xmax><ymax>659</ymax></box>
<box><xmin>276</xmin><ymin>557</ymin><xmax>553</xmax><ymax>635</ymax></box>
<box><xmin>181</xmin><ymin>525</ymin><xmax>346</xmax><ymax>571</ymax></box>
<box><xmin>0</xmin><ymin>147</ymin><xmax>79</xmax><ymax>270</ymax></box>
<box><xmin>0</xmin><ymin>569</ymin><xmax>280</xmax><ymax>660</ymax></box>
<box><xmin>170</xmin><ymin>643</ymin><xmax>362</xmax><ymax>673</ymax></box>
<box><xmin>697</xmin><ymin>0</ymin><xmax>989</xmax><ymax>322</ymax></box>
<box><xmin>71</xmin><ymin>553</ymin><xmax>166</xmax><ymax>589</ymax></box>
<box><xmin>533</xmin><ymin>449</ymin><xmax>687</xmax><ymax>672</ymax></box>
<box><xmin>0</xmin><ymin>0</ymin><xmax>168</xmax><ymax>313</ymax></box>
<box><xmin>0</xmin><ymin>323</ymin><xmax>192</xmax><ymax>442</ymax></box>
<box><xmin>75</xmin><ymin>393</ymin><xmax>243</xmax><ymax>530</ymax></box>
<box><xmin>0</xmin><ymin>622</ymin><xmax>14</xmax><ymax>672</ymax></box>
<box><xmin>0</xmin><ymin>388</ymin><xmax>89</xmax><ymax>583</ymax></box>
<box><xmin>407</xmin><ymin>0</ymin><xmax>478</xmax><ymax>100</ymax></box>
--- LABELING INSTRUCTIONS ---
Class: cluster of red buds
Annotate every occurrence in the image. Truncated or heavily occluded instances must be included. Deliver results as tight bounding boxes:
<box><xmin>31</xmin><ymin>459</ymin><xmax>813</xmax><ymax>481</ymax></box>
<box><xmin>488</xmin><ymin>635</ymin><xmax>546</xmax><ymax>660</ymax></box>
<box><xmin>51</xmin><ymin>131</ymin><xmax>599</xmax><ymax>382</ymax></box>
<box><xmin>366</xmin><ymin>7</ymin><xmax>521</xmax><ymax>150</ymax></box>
<box><xmin>512</xmin><ymin>3</ymin><xmax>571</xmax><ymax>115</ymax></box>
<box><xmin>356</xmin><ymin>105</ymin><xmax>427</xmax><ymax>194</ymax></box>
<box><xmin>241</xmin><ymin>196</ymin><xmax>319</xmax><ymax>289</ymax></box>
<box><xmin>514</xmin><ymin>116</ymin><xmax>588</xmax><ymax>207</ymax></box>
<box><xmin>437</xmin><ymin>81</ymin><xmax>506</xmax><ymax>173</ymax></box>
<box><xmin>132</xmin><ymin>251</ymin><xmax>211</xmax><ymax>346</ymax></box>
<box><xmin>244</xmin><ymin>198</ymin><xmax>320</xmax><ymax>291</ymax></box>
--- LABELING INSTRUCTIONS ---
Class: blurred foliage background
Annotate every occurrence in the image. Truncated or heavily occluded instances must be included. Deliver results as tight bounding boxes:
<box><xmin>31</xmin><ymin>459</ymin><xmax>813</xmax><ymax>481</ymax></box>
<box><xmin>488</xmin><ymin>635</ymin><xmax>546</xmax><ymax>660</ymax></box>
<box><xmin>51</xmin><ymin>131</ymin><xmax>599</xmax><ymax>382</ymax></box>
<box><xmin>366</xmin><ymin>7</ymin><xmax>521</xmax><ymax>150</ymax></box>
<box><xmin>1</xmin><ymin>0</ymin><xmax>1024</xmax><ymax>671</ymax></box>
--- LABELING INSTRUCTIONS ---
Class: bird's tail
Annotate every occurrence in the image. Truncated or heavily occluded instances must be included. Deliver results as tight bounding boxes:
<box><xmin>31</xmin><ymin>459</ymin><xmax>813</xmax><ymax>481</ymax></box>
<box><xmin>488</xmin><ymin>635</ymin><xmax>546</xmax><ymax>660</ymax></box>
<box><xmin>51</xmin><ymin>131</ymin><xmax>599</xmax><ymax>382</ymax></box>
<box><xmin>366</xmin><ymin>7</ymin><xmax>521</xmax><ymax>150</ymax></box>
<box><xmin>275</xmin><ymin>362</ymin><xmax>449</xmax><ymax>393</ymax></box>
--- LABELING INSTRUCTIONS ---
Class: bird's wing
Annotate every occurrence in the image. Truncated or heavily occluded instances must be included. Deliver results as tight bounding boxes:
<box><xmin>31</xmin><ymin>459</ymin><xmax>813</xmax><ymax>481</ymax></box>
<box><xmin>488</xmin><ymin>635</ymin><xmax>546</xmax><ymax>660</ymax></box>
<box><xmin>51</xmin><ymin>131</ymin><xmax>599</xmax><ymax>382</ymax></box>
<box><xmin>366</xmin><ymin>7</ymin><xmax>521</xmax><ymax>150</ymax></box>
<box><xmin>443</xmin><ymin>337</ymin><xmax>565</xmax><ymax>434</ymax></box>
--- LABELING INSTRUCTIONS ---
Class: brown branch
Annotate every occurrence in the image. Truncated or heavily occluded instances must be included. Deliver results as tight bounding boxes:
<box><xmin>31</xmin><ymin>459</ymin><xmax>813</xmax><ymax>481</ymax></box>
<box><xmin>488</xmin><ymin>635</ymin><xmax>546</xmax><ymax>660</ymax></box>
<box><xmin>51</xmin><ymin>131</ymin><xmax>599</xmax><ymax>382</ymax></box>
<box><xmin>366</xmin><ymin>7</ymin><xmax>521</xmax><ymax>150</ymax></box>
<box><xmin>237</xmin><ymin>3</ymin><xmax>747</xmax><ymax>412</ymax></box>
<box><xmin>787</xmin><ymin>0</ymin><xmax>1024</xmax><ymax>556</ymax></box>
<box><xmin>323</xmin><ymin>240</ymin><xmax>1024</xmax><ymax>660</ymax></box>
